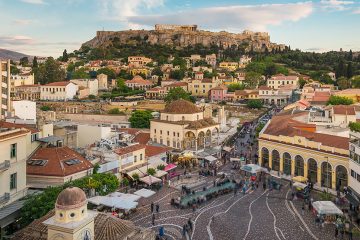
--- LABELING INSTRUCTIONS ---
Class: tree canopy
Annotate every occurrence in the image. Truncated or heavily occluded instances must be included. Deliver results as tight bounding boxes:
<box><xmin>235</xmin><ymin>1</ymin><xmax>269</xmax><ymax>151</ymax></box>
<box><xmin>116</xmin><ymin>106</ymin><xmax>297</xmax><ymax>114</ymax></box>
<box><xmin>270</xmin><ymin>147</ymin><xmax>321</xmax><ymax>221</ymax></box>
<box><xmin>247</xmin><ymin>99</ymin><xmax>263</xmax><ymax>109</ymax></box>
<box><xmin>97</xmin><ymin>67</ymin><xmax>116</xmax><ymax>80</ymax></box>
<box><xmin>227</xmin><ymin>83</ymin><xmax>245</xmax><ymax>92</ymax></box>
<box><xmin>34</xmin><ymin>57</ymin><xmax>66</xmax><ymax>84</ymax></box>
<box><xmin>327</xmin><ymin>95</ymin><xmax>353</xmax><ymax>105</ymax></box>
<box><xmin>244</xmin><ymin>71</ymin><xmax>263</xmax><ymax>89</ymax></box>
<box><xmin>129</xmin><ymin>110</ymin><xmax>153</xmax><ymax>128</ymax></box>
<box><xmin>164</xmin><ymin>87</ymin><xmax>192</xmax><ymax>103</ymax></box>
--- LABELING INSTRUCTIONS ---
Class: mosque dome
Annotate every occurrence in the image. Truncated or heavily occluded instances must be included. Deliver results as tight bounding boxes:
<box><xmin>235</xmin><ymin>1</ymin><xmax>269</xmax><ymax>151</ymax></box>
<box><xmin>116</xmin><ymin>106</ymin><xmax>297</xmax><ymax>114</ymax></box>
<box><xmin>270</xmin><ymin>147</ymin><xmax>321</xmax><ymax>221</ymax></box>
<box><xmin>55</xmin><ymin>187</ymin><xmax>87</xmax><ymax>210</ymax></box>
<box><xmin>163</xmin><ymin>99</ymin><xmax>201</xmax><ymax>114</ymax></box>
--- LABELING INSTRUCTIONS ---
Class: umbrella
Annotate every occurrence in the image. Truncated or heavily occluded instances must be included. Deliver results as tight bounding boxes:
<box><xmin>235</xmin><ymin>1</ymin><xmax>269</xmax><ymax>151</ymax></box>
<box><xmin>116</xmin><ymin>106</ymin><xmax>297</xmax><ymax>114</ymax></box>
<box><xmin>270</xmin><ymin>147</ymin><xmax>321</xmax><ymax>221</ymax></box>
<box><xmin>292</xmin><ymin>176</ymin><xmax>308</xmax><ymax>183</ymax></box>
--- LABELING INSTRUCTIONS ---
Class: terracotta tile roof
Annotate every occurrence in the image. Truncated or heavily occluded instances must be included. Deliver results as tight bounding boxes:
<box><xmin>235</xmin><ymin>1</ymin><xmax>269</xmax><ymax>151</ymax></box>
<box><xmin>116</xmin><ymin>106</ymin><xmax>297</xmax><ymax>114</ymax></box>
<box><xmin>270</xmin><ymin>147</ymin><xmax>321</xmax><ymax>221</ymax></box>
<box><xmin>259</xmin><ymin>86</ymin><xmax>272</xmax><ymax>90</ymax></box>
<box><xmin>0</xmin><ymin>129</ymin><xmax>29</xmax><ymax>141</ymax></box>
<box><xmin>125</xmin><ymin>75</ymin><xmax>152</xmax><ymax>85</ymax></box>
<box><xmin>270</xmin><ymin>74</ymin><xmax>298</xmax><ymax>81</ymax></box>
<box><xmin>201</xmin><ymin>79</ymin><xmax>213</xmax><ymax>83</ymax></box>
<box><xmin>43</xmin><ymin>81</ymin><xmax>71</xmax><ymax>87</ymax></box>
<box><xmin>147</xmin><ymin>87</ymin><xmax>165</xmax><ymax>92</ymax></box>
<box><xmin>27</xmin><ymin>147</ymin><xmax>93</xmax><ymax>177</ymax></box>
<box><xmin>311</xmin><ymin>91</ymin><xmax>330</xmax><ymax>102</ymax></box>
<box><xmin>263</xmin><ymin>112</ymin><xmax>349</xmax><ymax>150</ymax></box>
<box><xmin>13</xmin><ymin>210</ymin><xmax>155</xmax><ymax>240</ymax></box>
<box><xmin>133</xmin><ymin>132</ymin><xmax>150</xmax><ymax>144</ymax></box>
<box><xmin>333</xmin><ymin>105</ymin><xmax>356</xmax><ymax>115</ymax></box>
<box><xmin>145</xmin><ymin>145</ymin><xmax>171</xmax><ymax>158</ymax></box>
<box><xmin>118</xmin><ymin>128</ymin><xmax>141</xmax><ymax>135</ymax></box>
<box><xmin>166</xmin><ymin>82</ymin><xmax>188</xmax><ymax>87</ymax></box>
<box><xmin>15</xmin><ymin>84</ymin><xmax>40</xmax><ymax>88</ymax></box>
<box><xmin>114</xmin><ymin>144</ymin><xmax>146</xmax><ymax>156</ymax></box>
<box><xmin>163</xmin><ymin>99</ymin><xmax>202</xmax><ymax>114</ymax></box>
<box><xmin>210</xmin><ymin>85</ymin><xmax>228</xmax><ymax>91</ymax></box>
<box><xmin>235</xmin><ymin>90</ymin><xmax>247</xmax><ymax>96</ymax></box>
<box><xmin>336</xmin><ymin>89</ymin><xmax>360</xmax><ymax>94</ymax></box>
<box><xmin>185</xmin><ymin>118</ymin><xmax>219</xmax><ymax>130</ymax></box>
<box><xmin>0</xmin><ymin>121</ymin><xmax>38</xmax><ymax>134</ymax></box>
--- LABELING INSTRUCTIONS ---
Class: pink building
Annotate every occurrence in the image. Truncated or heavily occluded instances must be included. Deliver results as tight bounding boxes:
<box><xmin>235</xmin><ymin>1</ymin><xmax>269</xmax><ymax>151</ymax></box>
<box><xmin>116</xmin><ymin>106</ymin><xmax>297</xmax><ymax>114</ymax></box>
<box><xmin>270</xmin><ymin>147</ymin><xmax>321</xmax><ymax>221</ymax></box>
<box><xmin>209</xmin><ymin>85</ymin><xmax>228</xmax><ymax>102</ymax></box>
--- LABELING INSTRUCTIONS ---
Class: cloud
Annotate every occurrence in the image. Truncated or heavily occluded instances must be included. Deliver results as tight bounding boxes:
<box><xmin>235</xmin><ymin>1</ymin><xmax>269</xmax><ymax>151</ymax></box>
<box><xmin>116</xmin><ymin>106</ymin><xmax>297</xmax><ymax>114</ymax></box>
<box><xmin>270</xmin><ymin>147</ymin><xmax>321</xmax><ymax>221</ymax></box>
<box><xmin>0</xmin><ymin>35</ymin><xmax>34</xmax><ymax>45</ymax></box>
<box><xmin>13</xmin><ymin>19</ymin><xmax>34</xmax><ymax>25</ymax></box>
<box><xmin>127</xmin><ymin>2</ymin><xmax>313</xmax><ymax>32</ymax></box>
<box><xmin>99</xmin><ymin>0</ymin><xmax>164</xmax><ymax>28</ymax></box>
<box><xmin>320</xmin><ymin>0</ymin><xmax>354</xmax><ymax>11</ymax></box>
<box><xmin>21</xmin><ymin>0</ymin><xmax>45</xmax><ymax>4</ymax></box>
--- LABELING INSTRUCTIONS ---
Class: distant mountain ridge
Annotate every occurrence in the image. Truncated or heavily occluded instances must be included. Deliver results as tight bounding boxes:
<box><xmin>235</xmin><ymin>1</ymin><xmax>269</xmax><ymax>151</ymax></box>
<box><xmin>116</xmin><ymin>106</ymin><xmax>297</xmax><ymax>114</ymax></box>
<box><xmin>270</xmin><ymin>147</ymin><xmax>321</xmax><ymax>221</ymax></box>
<box><xmin>0</xmin><ymin>48</ymin><xmax>32</xmax><ymax>61</ymax></box>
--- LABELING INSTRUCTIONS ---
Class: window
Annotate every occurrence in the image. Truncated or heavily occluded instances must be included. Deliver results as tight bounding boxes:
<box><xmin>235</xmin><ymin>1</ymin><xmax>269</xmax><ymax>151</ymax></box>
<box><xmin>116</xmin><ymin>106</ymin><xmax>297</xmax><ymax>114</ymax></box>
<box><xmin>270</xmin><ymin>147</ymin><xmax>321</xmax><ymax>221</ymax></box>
<box><xmin>160</xmin><ymin>130</ymin><xmax>162</xmax><ymax>134</ymax></box>
<box><xmin>10</xmin><ymin>173</ymin><xmax>17</xmax><ymax>190</ymax></box>
<box><xmin>173</xmin><ymin>132</ymin><xmax>175</xmax><ymax>137</ymax></box>
<box><xmin>203</xmin><ymin>90</ymin><xmax>205</xmax><ymax>93</ymax></box>
<box><xmin>167</xmin><ymin>131</ymin><xmax>169</xmax><ymax>136</ymax></box>
<box><xmin>10</xmin><ymin>143</ymin><xmax>17</xmax><ymax>158</ymax></box>
<box><xmin>177</xmin><ymin>133</ymin><xmax>180</xmax><ymax>137</ymax></box>
<box><xmin>357</xmin><ymin>173</ymin><xmax>360</xmax><ymax>182</ymax></box>
<box><xmin>167</xmin><ymin>140</ymin><xmax>170</xmax><ymax>146</ymax></box>
<box><xmin>134</xmin><ymin>155</ymin><xmax>137</xmax><ymax>162</ymax></box>
<box><xmin>154</xmin><ymin>129</ymin><xmax>157</xmax><ymax>134</ymax></box>
<box><xmin>140</xmin><ymin>154</ymin><xmax>143</xmax><ymax>160</ymax></box>
<box><xmin>351</xmin><ymin>170</ymin><xmax>356</xmax><ymax>178</ymax></box>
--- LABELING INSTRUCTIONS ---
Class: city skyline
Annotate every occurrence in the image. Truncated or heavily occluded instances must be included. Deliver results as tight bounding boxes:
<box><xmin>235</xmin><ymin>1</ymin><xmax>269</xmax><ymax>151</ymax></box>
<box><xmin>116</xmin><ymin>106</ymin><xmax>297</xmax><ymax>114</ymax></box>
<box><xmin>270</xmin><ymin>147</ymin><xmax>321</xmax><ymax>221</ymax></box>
<box><xmin>0</xmin><ymin>0</ymin><xmax>359</xmax><ymax>57</ymax></box>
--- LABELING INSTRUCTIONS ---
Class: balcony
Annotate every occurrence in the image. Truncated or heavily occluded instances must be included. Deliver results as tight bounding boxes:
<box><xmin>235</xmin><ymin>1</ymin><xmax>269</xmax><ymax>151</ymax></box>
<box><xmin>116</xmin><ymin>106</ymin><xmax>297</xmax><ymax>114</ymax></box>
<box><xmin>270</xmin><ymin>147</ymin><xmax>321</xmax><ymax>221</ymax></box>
<box><xmin>0</xmin><ymin>192</ymin><xmax>10</xmax><ymax>204</ymax></box>
<box><xmin>0</xmin><ymin>160</ymin><xmax>10</xmax><ymax>171</ymax></box>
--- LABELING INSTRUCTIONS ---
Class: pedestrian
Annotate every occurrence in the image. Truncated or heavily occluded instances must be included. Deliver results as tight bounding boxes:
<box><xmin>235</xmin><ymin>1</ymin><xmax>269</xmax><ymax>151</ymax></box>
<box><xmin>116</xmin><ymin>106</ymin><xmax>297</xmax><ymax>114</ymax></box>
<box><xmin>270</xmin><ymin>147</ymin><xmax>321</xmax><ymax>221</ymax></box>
<box><xmin>150</xmin><ymin>202</ymin><xmax>154</xmax><ymax>213</ymax></box>
<box><xmin>349</xmin><ymin>223</ymin><xmax>353</xmax><ymax>240</ymax></box>
<box><xmin>152</xmin><ymin>213</ymin><xmax>155</xmax><ymax>225</ymax></box>
<box><xmin>301</xmin><ymin>205</ymin><xmax>305</xmax><ymax>215</ymax></box>
<box><xmin>192</xmin><ymin>204</ymin><xmax>196</xmax><ymax>212</ymax></box>
<box><xmin>182</xmin><ymin>224</ymin><xmax>187</xmax><ymax>237</ymax></box>
<box><xmin>188</xmin><ymin>218</ymin><xmax>193</xmax><ymax>231</ymax></box>
<box><xmin>156</xmin><ymin>204</ymin><xmax>160</xmax><ymax>213</ymax></box>
<box><xmin>263</xmin><ymin>182</ymin><xmax>266</xmax><ymax>190</ymax></box>
<box><xmin>315</xmin><ymin>216</ymin><xmax>320</xmax><ymax>228</ymax></box>
<box><xmin>213</xmin><ymin>179</ymin><xmax>216</xmax><ymax>187</ymax></box>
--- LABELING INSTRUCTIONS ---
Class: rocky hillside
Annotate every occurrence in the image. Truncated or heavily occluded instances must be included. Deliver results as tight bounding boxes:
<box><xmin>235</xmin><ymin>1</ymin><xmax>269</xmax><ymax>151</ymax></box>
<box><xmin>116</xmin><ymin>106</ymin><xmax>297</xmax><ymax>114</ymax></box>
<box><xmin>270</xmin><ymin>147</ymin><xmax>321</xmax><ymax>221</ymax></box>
<box><xmin>0</xmin><ymin>48</ymin><xmax>32</xmax><ymax>61</ymax></box>
<box><xmin>81</xmin><ymin>29</ymin><xmax>285</xmax><ymax>53</ymax></box>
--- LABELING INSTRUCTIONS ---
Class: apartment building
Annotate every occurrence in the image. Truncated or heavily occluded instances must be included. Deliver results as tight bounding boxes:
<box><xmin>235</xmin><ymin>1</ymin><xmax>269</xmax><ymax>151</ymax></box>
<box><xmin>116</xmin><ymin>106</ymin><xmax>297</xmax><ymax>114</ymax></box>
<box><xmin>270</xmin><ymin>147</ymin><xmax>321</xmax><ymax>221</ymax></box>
<box><xmin>10</xmin><ymin>73</ymin><xmax>35</xmax><ymax>93</ymax></box>
<box><xmin>267</xmin><ymin>74</ymin><xmax>299</xmax><ymax>90</ymax></box>
<box><xmin>219</xmin><ymin>62</ymin><xmax>239</xmax><ymax>71</ymax></box>
<box><xmin>114</xmin><ymin>144</ymin><xmax>147</xmax><ymax>174</ymax></box>
<box><xmin>128</xmin><ymin>56</ymin><xmax>152</xmax><ymax>68</ymax></box>
<box><xmin>70</xmin><ymin>78</ymin><xmax>98</xmax><ymax>96</ymax></box>
<box><xmin>348</xmin><ymin>130</ymin><xmax>360</xmax><ymax>208</ymax></box>
<box><xmin>0</xmin><ymin>60</ymin><xmax>11</xmax><ymax>119</ymax></box>
<box><xmin>13</xmin><ymin>84</ymin><xmax>40</xmax><ymax>101</ymax></box>
<box><xmin>40</xmin><ymin>81</ymin><xmax>79</xmax><ymax>101</ymax></box>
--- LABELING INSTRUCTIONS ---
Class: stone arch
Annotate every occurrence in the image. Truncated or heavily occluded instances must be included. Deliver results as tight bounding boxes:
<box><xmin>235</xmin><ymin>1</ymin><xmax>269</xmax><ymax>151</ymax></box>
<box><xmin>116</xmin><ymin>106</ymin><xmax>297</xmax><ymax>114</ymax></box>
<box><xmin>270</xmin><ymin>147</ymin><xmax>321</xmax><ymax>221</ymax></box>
<box><xmin>321</xmin><ymin>162</ymin><xmax>332</xmax><ymax>188</ymax></box>
<box><xmin>205</xmin><ymin>130</ymin><xmax>212</xmax><ymax>147</ymax></box>
<box><xmin>294</xmin><ymin>155</ymin><xmax>304</xmax><ymax>177</ymax></box>
<box><xmin>261</xmin><ymin>147</ymin><xmax>269</xmax><ymax>168</ymax></box>
<box><xmin>272</xmin><ymin>150</ymin><xmax>280</xmax><ymax>171</ymax></box>
<box><xmin>307</xmin><ymin>158</ymin><xmax>317</xmax><ymax>184</ymax></box>
<box><xmin>197</xmin><ymin>131</ymin><xmax>205</xmax><ymax>148</ymax></box>
<box><xmin>283</xmin><ymin>152</ymin><xmax>292</xmax><ymax>175</ymax></box>
<box><xmin>185</xmin><ymin>131</ymin><xmax>196</xmax><ymax>149</ymax></box>
<box><xmin>336</xmin><ymin>165</ymin><xmax>348</xmax><ymax>191</ymax></box>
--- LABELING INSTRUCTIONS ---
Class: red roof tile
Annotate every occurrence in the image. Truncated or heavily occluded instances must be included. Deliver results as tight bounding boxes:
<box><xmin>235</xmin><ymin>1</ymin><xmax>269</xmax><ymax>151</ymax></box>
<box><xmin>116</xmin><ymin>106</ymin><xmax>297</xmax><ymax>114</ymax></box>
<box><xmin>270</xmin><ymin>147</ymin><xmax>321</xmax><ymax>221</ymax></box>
<box><xmin>114</xmin><ymin>144</ymin><xmax>146</xmax><ymax>156</ymax></box>
<box><xmin>333</xmin><ymin>105</ymin><xmax>356</xmax><ymax>115</ymax></box>
<box><xmin>0</xmin><ymin>121</ymin><xmax>39</xmax><ymax>134</ymax></box>
<box><xmin>43</xmin><ymin>81</ymin><xmax>71</xmax><ymax>87</ymax></box>
<box><xmin>145</xmin><ymin>145</ymin><xmax>171</xmax><ymax>158</ymax></box>
<box><xmin>133</xmin><ymin>132</ymin><xmax>150</xmax><ymax>144</ymax></box>
<box><xmin>27</xmin><ymin>147</ymin><xmax>93</xmax><ymax>177</ymax></box>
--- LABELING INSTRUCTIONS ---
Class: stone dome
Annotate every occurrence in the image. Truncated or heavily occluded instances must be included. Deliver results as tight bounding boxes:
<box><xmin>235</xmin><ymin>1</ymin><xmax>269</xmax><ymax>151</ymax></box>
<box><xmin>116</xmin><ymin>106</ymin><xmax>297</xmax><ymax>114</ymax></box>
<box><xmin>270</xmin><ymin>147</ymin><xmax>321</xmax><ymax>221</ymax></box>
<box><xmin>55</xmin><ymin>187</ymin><xmax>87</xmax><ymax>210</ymax></box>
<box><xmin>164</xmin><ymin>99</ymin><xmax>201</xmax><ymax>114</ymax></box>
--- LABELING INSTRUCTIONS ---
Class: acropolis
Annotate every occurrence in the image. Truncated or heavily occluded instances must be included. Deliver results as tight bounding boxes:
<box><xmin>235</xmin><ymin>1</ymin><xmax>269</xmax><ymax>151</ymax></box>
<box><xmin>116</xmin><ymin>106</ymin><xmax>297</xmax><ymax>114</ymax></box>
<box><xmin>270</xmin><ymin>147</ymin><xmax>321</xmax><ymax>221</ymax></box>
<box><xmin>155</xmin><ymin>24</ymin><xmax>197</xmax><ymax>32</ymax></box>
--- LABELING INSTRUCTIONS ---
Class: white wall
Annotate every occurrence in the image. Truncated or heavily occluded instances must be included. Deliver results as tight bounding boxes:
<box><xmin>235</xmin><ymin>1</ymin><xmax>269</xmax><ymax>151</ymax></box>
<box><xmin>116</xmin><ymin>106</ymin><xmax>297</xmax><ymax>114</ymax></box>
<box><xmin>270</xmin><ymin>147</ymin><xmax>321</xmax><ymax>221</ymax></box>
<box><xmin>12</xmin><ymin>100</ymin><xmax>36</xmax><ymax>121</ymax></box>
<box><xmin>65</xmin><ymin>82</ymin><xmax>79</xmax><ymax>99</ymax></box>
<box><xmin>77</xmin><ymin>125</ymin><xmax>113</xmax><ymax>147</ymax></box>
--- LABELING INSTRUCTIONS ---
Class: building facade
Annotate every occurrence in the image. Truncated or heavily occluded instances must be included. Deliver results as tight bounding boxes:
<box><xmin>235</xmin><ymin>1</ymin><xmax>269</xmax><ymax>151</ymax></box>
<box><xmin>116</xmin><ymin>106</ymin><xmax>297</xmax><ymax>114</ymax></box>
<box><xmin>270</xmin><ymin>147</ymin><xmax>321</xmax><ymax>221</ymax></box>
<box><xmin>70</xmin><ymin>79</ymin><xmax>98</xmax><ymax>96</ymax></box>
<box><xmin>125</xmin><ymin>76</ymin><xmax>153</xmax><ymax>90</ymax></box>
<box><xmin>258</xmin><ymin>112</ymin><xmax>349</xmax><ymax>191</ymax></box>
<box><xmin>349</xmin><ymin>130</ymin><xmax>360</xmax><ymax>207</ymax></box>
<box><xmin>13</xmin><ymin>84</ymin><xmax>40</xmax><ymax>101</ymax></box>
<box><xmin>40</xmin><ymin>81</ymin><xmax>79</xmax><ymax>101</ymax></box>
<box><xmin>0</xmin><ymin>60</ymin><xmax>11</xmax><ymax>119</ymax></box>
<box><xmin>267</xmin><ymin>74</ymin><xmax>299</xmax><ymax>90</ymax></box>
<box><xmin>150</xmin><ymin>100</ymin><xmax>220</xmax><ymax>150</ymax></box>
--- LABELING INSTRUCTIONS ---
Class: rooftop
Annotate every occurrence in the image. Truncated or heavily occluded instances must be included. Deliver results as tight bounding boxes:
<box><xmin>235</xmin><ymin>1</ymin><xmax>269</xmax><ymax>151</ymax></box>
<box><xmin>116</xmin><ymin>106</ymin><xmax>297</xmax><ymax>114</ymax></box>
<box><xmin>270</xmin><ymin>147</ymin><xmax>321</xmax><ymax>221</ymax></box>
<box><xmin>42</xmin><ymin>81</ymin><xmax>72</xmax><ymax>87</ymax></box>
<box><xmin>114</xmin><ymin>144</ymin><xmax>146</xmax><ymax>156</ymax></box>
<box><xmin>163</xmin><ymin>99</ymin><xmax>202</xmax><ymax>114</ymax></box>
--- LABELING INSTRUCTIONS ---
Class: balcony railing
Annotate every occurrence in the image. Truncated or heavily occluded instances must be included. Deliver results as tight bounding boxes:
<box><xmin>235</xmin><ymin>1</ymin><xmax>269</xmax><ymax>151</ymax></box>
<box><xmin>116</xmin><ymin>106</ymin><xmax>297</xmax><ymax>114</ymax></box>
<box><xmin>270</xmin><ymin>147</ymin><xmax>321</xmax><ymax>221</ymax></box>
<box><xmin>0</xmin><ymin>193</ymin><xmax>10</xmax><ymax>204</ymax></box>
<box><xmin>0</xmin><ymin>160</ymin><xmax>10</xmax><ymax>171</ymax></box>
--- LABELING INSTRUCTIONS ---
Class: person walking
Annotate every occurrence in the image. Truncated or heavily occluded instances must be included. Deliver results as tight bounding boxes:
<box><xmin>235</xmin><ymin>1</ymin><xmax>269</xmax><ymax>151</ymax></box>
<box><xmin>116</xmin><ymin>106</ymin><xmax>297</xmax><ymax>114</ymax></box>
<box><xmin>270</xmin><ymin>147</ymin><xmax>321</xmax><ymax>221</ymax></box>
<box><xmin>263</xmin><ymin>182</ymin><xmax>266</xmax><ymax>191</ymax></box>
<box><xmin>182</xmin><ymin>224</ymin><xmax>187</xmax><ymax>237</ymax></box>
<box><xmin>301</xmin><ymin>205</ymin><xmax>305</xmax><ymax>215</ymax></box>
<box><xmin>156</xmin><ymin>204</ymin><xmax>160</xmax><ymax>213</ymax></box>
<box><xmin>188</xmin><ymin>218</ymin><xmax>193</xmax><ymax>232</ymax></box>
<box><xmin>335</xmin><ymin>227</ymin><xmax>339</xmax><ymax>238</ymax></box>
<box><xmin>150</xmin><ymin>202</ymin><xmax>154</xmax><ymax>213</ymax></box>
<box><xmin>152</xmin><ymin>213</ymin><xmax>155</xmax><ymax>225</ymax></box>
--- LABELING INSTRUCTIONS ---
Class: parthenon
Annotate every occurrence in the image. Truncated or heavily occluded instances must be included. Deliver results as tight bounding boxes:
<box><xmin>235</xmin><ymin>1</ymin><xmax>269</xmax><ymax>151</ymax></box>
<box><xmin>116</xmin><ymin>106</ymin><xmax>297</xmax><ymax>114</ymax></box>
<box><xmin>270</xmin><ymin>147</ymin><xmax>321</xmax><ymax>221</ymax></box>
<box><xmin>155</xmin><ymin>24</ymin><xmax>197</xmax><ymax>32</ymax></box>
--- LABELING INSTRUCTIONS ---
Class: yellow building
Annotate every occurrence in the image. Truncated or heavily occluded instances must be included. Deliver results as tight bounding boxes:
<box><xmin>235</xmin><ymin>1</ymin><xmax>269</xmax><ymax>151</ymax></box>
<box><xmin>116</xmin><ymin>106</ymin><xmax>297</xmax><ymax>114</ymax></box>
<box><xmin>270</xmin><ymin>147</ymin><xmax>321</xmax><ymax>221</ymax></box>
<box><xmin>258</xmin><ymin>111</ymin><xmax>349</xmax><ymax>190</ymax></box>
<box><xmin>150</xmin><ymin>100</ymin><xmax>220</xmax><ymax>150</ymax></box>
<box><xmin>219</xmin><ymin>62</ymin><xmax>239</xmax><ymax>71</ymax></box>
<box><xmin>130</xmin><ymin>68</ymin><xmax>150</xmax><ymax>77</ymax></box>
<box><xmin>334</xmin><ymin>89</ymin><xmax>360</xmax><ymax>103</ymax></box>
<box><xmin>114</xmin><ymin>144</ymin><xmax>147</xmax><ymax>174</ymax></box>
<box><xmin>128</xmin><ymin>56</ymin><xmax>152</xmax><ymax>68</ymax></box>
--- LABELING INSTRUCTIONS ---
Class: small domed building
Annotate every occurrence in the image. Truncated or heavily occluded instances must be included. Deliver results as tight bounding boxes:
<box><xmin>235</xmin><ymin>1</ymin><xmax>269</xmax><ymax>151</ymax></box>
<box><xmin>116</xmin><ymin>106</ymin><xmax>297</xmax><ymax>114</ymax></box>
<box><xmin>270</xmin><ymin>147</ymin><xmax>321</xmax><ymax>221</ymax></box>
<box><xmin>150</xmin><ymin>99</ymin><xmax>220</xmax><ymax>150</ymax></box>
<box><xmin>14</xmin><ymin>187</ymin><xmax>155</xmax><ymax>240</ymax></box>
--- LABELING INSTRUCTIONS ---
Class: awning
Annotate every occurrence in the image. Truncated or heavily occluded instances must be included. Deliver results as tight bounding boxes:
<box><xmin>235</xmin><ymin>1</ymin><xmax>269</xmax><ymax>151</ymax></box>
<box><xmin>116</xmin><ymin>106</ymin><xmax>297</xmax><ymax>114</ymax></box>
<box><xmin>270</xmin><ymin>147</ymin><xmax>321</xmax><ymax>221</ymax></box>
<box><xmin>293</xmin><ymin>182</ymin><xmax>307</xmax><ymax>190</ymax></box>
<box><xmin>140</xmin><ymin>176</ymin><xmax>162</xmax><ymax>185</ymax></box>
<box><xmin>37</xmin><ymin>136</ymin><xmax>63</xmax><ymax>143</ymax></box>
<box><xmin>164</xmin><ymin>163</ymin><xmax>177</xmax><ymax>172</ymax></box>
<box><xmin>240</xmin><ymin>164</ymin><xmax>267</xmax><ymax>174</ymax></box>
<box><xmin>88</xmin><ymin>196</ymin><xmax>138</xmax><ymax>210</ymax></box>
<box><xmin>292</xmin><ymin>176</ymin><xmax>308</xmax><ymax>183</ymax></box>
<box><xmin>107</xmin><ymin>192</ymin><xmax>141</xmax><ymax>202</ymax></box>
<box><xmin>155</xmin><ymin>170</ymin><xmax>168</xmax><ymax>178</ymax></box>
<box><xmin>126</xmin><ymin>165</ymin><xmax>150</xmax><ymax>178</ymax></box>
<box><xmin>0</xmin><ymin>200</ymin><xmax>25</xmax><ymax>228</ymax></box>
<box><xmin>134</xmin><ymin>188</ymin><xmax>156</xmax><ymax>198</ymax></box>
<box><xmin>312</xmin><ymin>201</ymin><xmax>343</xmax><ymax>215</ymax></box>
<box><xmin>223</xmin><ymin>147</ymin><xmax>232</xmax><ymax>152</ymax></box>
<box><xmin>204</xmin><ymin>155</ymin><xmax>217</xmax><ymax>162</ymax></box>
<box><xmin>230</xmin><ymin>157</ymin><xmax>241</xmax><ymax>162</ymax></box>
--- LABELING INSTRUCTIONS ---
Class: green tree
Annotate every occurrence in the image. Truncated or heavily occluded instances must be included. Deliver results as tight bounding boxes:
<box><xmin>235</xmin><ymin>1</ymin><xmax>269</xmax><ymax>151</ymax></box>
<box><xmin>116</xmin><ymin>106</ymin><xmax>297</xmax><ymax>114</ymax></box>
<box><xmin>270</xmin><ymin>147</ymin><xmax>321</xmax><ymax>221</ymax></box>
<box><xmin>327</xmin><ymin>95</ymin><xmax>353</xmax><ymax>105</ymax></box>
<box><xmin>170</xmin><ymin>69</ymin><xmax>185</xmax><ymax>80</ymax></box>
<box><xmin>147</xmin><ymin>168</ymin><xmax>156</xmax><ymax>176</ymax></box>
<box><xmin>10</xmin><ymin>65</ymin><xmax>20</xmax><ymax>74</ymax></box>
<box><xmin>172</xmin><ymin>57</ymin><xmax>187</xmax><ymax>69</ymax></box>
<box><xmin>227</xmin><ymin>83</ymin><xmax>245</xmax><ymax>92</ymax></box>
<box><xmin>34</xmin><ymin>57</ymin><xmax>66</xmax><ymax>84</ymax></box>
<box><xmin>32</xmin><ymin>56</ymin><xmax>38</xmax><ymax>69</ymax></box>
<box><xmin>247</xmin><ymin>99</ymin><xmax>263</xmax><ymax>109</ymax></box>
<box><xmin>62</xmin><ymin>49</ymin><xmax>68</xmax><ymax>62</ymax></box>
<box><xmin>20</xmin><ymin>56</ymin><xmax>29</xmax><ymax>66</ymax></box>
<box><xmin>352</xmin><ymin>76</ymin><xmax>360</xmax><ymax>88</ymax></box>
<box><xmin>118</xmin><ymin>69</ymin><xmax>132</xmax><ymax>80</ymax></box>
<box><xmin>108</xmin><ymin>108</ymin><xmax>124</xmax><ymax>115</ymax></box>
<box><xmin>97</xmin><ymin>68</ymin><xmax>116</xmax><ymax>80</ymax></box>
<box><xmin>129</xmin><ymin>110</ymin><xmax>153</xmax><ymax>128</ymax></box>
<box><xmin>164</xmin><ymin>87</ymin><xmax>192</xmax><ymax>103</ymax></box>
<box><xmin>40</xmin><ymin>105</ymin><xmax>51</xmax><ymax>111</ymax></box>
<box><xmin>88</xmin><ymin>94</ymin><xmax>96</xmax><ymax>100</ymax></box>
<box><xmin>336</xmin><ymin>77</ymin><xmax>350</xmax><ymax>90</ymax></box>
<box><xmin>244</xmin><ymin>71</ymin><xmax>263</xmax><ymax>89</ymax></box>
<box><xmin>71</xmin><ymin>68</ymin><xmax>90</xmax><ymax>79</ymax></box>
<box><xmin>157</xmin><ymin>164</ymin><xmax>165</xmax><ymax>170</ymax></box>
<box><xmin>349</xmin><ymin>122</ymin><xmax>360</xmax><ymax>133</ymax></box>
<box><xmin>298</xmin><ymin>77</ymin><xmax>307</xmax><ymax>88</ymax></box>
<box><xmin>347</xmin><ymin>62</ymin><xmax>353</xmax><ymax>79</ymax></box>
<box><xmin>93</xmin><ymin>163</ymin><xmax>100</xmax><ymax>174</ymax></box>
<box><xmin>151</xmin><ymin>67</ymin><xmax>163</xmax><ymax>77</ymax></box>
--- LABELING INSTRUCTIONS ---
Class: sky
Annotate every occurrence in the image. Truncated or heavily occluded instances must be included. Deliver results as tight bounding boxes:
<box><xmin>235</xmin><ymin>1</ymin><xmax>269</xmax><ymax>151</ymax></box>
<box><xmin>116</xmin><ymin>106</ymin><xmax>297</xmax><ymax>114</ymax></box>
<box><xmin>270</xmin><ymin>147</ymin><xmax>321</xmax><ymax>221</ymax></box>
<box><xmin>0</xmin><ymin>0</ymin><xmax>359</xmax><ymax>57</ymax></box>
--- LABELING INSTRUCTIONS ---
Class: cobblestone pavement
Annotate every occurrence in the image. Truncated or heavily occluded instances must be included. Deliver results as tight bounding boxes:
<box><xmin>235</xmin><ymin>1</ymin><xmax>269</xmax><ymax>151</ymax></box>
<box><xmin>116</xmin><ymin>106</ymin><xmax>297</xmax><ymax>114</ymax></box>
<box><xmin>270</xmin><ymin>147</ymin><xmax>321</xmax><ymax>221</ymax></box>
<box><xmin>128</xmin><ymin>171</ymin><xmax>344</xmax><ymax>240</ymax></box>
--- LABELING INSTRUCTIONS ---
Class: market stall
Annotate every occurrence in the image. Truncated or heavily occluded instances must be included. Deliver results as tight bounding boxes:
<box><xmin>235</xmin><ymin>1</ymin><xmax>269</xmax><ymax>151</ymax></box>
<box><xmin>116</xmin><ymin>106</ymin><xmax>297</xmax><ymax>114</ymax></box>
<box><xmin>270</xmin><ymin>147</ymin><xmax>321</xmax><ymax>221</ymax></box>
<box><xmin>139</xmin><ymin>175</ymin><xmax>162</xmax><ymax>185</ymax></box>
<box><xmin>134</xmin><ymin>188</ymin><xmax>156</xmax><ymax>198</ymax></box>
<box><xmin>241</xmin><ymin>164</ymin><xmax>268</xmax><ymax>181</ymax></box>
<box><xmin>312</xmin><ymin>201</ymin><xmax>343</xmax><ymax>223</ymax></box>
<box><xmin>88</xmin><ymin>196</ymin><xmax>138</xmax><ymax>211</ymax></box>
<box><xmin>292</xmin><ymin>176</ymin><xmax>308</xmax><ymax>183</ymax></box>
